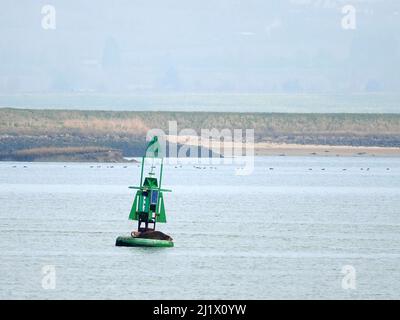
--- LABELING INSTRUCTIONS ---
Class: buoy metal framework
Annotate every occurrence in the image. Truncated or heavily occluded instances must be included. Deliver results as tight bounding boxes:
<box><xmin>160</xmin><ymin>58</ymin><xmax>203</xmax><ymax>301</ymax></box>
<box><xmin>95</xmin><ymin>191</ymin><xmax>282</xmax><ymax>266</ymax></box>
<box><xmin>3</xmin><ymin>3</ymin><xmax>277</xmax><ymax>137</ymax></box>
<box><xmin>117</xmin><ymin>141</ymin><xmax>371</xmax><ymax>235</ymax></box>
<box><xmin>116</xmin><ymin>136</ymin><xmax>173</xmax><ymax>247</ymax></box>
<box><xmin>128</xmin><ymin>136</ymin><xmax>171</xmax><ymax>231</ymax></box>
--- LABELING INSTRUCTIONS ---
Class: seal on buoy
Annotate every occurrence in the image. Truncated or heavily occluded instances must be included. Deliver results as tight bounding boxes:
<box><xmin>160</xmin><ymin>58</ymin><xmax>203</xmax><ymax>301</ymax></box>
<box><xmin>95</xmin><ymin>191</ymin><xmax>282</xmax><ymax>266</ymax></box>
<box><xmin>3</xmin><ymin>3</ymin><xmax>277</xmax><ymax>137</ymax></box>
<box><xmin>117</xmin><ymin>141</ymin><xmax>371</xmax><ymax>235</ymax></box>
<box><xmin>132</xmin><ymin>230</ymin><xmax>173</xmax><ymax>241</ymax></box>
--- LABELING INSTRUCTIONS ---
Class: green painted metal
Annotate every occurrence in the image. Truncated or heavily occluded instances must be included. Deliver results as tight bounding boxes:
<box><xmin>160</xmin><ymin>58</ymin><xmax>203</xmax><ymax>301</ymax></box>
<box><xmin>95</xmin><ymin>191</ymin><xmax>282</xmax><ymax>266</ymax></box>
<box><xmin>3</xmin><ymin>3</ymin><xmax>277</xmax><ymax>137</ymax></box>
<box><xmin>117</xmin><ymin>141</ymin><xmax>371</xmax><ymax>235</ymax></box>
<box><xmin>115</xmin><ymin>236</ymin><xmax>174</xmax><ymax>248</ymax></box>
<box><xmin>117</xmin><ymin>136</ymin><xmax>173</xmax><ymax>248</ymax></box>
<box><xmin>145</xmin><ymin>136</ymin><xmax>161</xmax><ymax>158</ymax></box>
<box><xmin>128</xmin><ymin>191</ymin><xmax>140</xmax><ymax>220</ymax></box>
<box><xmin>128</xmin><ymin>136</ymin><xmax>171</xmax><ymax>226</ymax></box>
<box><xmin>157</xmin><ymin>192</ymin><xmax>166</xmax><ymax>223</ymax></box>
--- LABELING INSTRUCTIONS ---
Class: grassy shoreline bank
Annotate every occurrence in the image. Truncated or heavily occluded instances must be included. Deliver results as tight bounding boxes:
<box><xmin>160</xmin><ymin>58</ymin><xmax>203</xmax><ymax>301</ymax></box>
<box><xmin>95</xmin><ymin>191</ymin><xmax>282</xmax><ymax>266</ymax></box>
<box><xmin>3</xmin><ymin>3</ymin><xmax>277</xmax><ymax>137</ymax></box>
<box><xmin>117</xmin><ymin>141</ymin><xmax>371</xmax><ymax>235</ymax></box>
<box><xmin>1</xmin><ymin>108</ymin><xmax>400</xmax><ymax>161</ymax></box>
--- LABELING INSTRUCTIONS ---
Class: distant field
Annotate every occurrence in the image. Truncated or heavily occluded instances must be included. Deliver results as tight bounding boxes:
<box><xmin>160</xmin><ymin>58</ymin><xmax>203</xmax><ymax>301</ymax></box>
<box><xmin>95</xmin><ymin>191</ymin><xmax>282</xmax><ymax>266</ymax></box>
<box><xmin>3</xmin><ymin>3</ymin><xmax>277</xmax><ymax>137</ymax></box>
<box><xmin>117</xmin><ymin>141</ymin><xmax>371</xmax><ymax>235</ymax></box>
<box><xmin>0</xmin><ymin>93</ymin><xmax>399</xmax><ymax>113</ymax></box>
<box><xmin>1</xmin><ymin>108</ymin><xmax>400</xmax><ymax>159</ymax></box>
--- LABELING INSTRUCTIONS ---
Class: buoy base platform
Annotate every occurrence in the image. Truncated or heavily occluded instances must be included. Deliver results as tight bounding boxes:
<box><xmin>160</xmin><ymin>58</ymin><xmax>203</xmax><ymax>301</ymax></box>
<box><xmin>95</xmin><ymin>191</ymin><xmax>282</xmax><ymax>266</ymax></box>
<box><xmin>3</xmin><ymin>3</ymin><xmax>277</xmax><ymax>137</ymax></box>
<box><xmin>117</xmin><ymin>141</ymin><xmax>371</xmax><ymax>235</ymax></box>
<box><xmin>115</xmin><ymin>236</ymin><xmax>174</xmax><ymax>248</ymax></box>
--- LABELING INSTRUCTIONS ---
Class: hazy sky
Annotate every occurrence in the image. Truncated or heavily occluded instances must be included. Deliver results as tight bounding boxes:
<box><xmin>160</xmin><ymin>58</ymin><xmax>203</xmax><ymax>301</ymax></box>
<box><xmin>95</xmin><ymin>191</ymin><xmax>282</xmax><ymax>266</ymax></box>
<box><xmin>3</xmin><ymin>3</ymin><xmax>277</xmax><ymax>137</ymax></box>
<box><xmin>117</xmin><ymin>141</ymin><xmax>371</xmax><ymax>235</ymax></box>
<box><xmin>0</xmin><ymin>0</ymin><xmax>399</xmax><ymax>94</ymax></box>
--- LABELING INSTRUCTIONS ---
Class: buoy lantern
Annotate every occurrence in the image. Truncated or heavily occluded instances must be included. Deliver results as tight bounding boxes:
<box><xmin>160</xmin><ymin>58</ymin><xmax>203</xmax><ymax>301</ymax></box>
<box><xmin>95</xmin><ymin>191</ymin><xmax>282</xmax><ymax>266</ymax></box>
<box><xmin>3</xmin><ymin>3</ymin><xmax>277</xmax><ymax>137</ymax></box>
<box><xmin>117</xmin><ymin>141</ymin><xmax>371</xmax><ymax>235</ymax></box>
<box><xmin>116</xmin><ymin>136</ymin><xmax>173</xmax><ymax>247</ymax></box>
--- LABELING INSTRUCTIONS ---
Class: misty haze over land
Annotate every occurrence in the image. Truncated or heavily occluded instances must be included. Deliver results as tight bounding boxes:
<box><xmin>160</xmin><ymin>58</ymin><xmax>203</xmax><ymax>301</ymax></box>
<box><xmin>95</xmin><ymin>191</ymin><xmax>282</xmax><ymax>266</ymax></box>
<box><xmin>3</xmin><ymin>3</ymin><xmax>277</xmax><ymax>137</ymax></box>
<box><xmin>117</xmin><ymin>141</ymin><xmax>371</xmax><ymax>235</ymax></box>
<box><xmin>0</xmin><ymin>0</ymin><xmax>399</xmax><ymax>111</ymax></box>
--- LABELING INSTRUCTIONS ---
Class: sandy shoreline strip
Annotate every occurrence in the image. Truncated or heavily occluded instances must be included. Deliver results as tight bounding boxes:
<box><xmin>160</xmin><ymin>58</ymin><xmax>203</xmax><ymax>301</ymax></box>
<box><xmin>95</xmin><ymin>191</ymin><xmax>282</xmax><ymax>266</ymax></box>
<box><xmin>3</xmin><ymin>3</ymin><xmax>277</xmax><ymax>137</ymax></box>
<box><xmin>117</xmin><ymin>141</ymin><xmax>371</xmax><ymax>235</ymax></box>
<box><xmin>164</xmin><ymin>135</ymin><xmax>400</xmax><ymax>157</ymax></box>
<box><xmin>254</xmin><ymin>143</ymin><xmax>400</xmax><ymax>157</ymax></box>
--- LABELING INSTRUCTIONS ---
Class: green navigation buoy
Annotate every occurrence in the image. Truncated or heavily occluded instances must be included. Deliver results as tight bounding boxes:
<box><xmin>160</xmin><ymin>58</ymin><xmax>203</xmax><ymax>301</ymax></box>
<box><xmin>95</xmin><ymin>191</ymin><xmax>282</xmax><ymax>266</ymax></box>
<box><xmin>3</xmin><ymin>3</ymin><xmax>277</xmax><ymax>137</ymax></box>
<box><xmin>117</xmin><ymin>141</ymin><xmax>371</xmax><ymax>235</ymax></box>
<box><xmin>115</xmin><ymin>236</ymin><xmax>174</xmax><ymax>248</ymax></box>
<box><xmin>116</xmin><ymin>136</ymin><xmax>173</xmax><ymax>247</ymax></box>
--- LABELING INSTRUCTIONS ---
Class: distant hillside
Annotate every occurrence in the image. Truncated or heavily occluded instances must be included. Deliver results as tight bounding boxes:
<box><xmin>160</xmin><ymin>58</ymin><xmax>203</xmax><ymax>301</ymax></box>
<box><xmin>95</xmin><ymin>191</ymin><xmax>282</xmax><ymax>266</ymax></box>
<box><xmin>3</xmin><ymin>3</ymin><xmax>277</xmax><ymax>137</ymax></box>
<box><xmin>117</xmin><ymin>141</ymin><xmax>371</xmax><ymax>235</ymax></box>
<box><xmin>1</xmin><ymin>108</ymin><xmax>400</xmax><ymax>159</ymax></box>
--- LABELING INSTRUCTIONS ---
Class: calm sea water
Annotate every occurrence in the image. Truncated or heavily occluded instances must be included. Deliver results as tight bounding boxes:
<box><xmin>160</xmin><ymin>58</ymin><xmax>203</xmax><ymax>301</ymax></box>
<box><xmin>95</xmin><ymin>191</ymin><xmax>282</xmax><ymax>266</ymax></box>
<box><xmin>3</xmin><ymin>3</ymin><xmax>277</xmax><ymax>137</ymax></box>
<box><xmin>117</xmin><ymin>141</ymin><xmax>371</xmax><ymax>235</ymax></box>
<box><xmin>1</xmin><ymin>93</ymin><xmax>399</xmax><ymax>113</ymax></box>
<box><xmin>0</xmin><ymin>156</ymin><xmax>399</xmax><ymax>299</ymax></box>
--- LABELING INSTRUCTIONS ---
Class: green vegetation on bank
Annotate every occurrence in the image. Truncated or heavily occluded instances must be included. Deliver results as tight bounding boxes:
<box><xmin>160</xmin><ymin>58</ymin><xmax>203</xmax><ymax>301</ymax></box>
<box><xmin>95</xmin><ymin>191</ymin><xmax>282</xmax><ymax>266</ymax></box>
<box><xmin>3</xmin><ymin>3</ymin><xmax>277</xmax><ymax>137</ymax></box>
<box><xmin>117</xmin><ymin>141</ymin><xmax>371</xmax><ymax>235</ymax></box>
<box><xmin>1</xmin><ymin>146</ymin><xmax>127</xmax><ymax>162</ymax></box>
<box><xmin>1</xmin><ymin>108</ymin><xmax>400</xmax><ymax>159</ymax></box>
